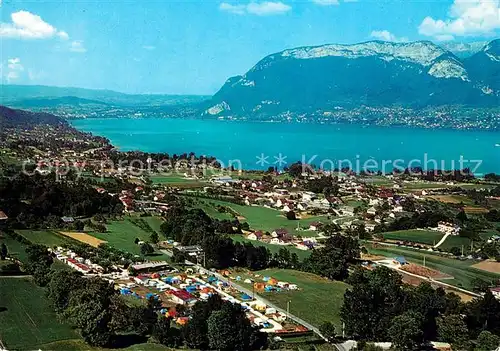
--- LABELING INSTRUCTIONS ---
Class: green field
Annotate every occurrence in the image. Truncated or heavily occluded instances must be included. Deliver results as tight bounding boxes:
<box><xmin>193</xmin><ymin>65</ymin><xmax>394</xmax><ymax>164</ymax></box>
<box><xmin>231</xmin><ymin>234</ymin><xmax>311</xmax><ymax>260</ymax></box>
<box><xmin>242</xmin><ymin>269</ymin><xmax>349</xmax><ymax>330</ymax></box>
<box><xmin>0</xmin><ymin>235</ymin><xmax>29</xmax><ymax>263</ymax></box>
<box><xmin>88</xmin><ymin>219</ymin><xmax>170</xmax><ymax>260</ymax></box>
<box><xmin>0</xmin><ymin>278</ymin><xmax>80</xmax><ymax>350</ymax></box>
<box><xmin>381</xmin><ymin>229</ymin><xmax>444</xmax><ymax>246</ymax></box>
<box><xmin>194</xmin><ymin>199</ymin><xmax>329</xmax><ymax>236</ymax></box>
<box><xmin>16</xmin><ymin>230</ymin><xmax>75</xmax><ymax>247</ymax></box>
<box><xmin>149</xmin><ymin>174</ymin><xmax>207</xmax><ymax>188</ymax></box>
<box><xmin>365</xmin><ymin>243</ymin><xmax>500</xmax><ymax>290</ymax></box>
<box><xmin>35</xmin><ymin>340</ymin><xmax>173</xmax><ymax>351</ymax></box>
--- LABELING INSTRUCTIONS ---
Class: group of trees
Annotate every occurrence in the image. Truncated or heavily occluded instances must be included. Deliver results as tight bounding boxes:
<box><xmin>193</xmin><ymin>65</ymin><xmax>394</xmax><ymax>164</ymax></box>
<box><xmin>0</xmin><ymin>173</ymin><xmax>123</xmax><ymax>229</ymax></box>
<box><xmin>341</xmin><ymin>266</ymin><xmax>500</xmax><ymax>350</ymax></box>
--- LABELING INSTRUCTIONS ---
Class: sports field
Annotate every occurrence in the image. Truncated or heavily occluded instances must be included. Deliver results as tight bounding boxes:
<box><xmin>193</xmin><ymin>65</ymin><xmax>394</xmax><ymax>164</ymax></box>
<box><xmin>365</xmin><ymin>243</ymin><xmax>500</xmax><ymax>290</ymax></box>
<box><xmin>381</xmin><ymin>229</ymin><xmax>444</xmax><ymax>246</ymax></box>
<box><xmin>239</xmin><ymin>268</ymin><xmax>349</xmax><ymax>330</ymax></box>
<box><xmin>0</xmin><ymin>278</ymin><xmax>79</xmax><ymax>350</ymax></box>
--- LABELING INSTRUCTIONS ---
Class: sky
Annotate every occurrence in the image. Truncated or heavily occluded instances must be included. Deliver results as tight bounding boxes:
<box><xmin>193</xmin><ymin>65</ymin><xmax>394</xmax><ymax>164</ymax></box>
<box><xmin>0</xmin><ymin>0</ymin><xmax>499</xmax><ymax>95</ymax></box>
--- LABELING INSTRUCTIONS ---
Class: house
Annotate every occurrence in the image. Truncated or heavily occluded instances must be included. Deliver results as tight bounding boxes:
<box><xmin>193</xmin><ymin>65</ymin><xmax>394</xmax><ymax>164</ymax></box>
<box><xmin>490</xmin><ymin>287</ymin><xmax>500</xmax><ymax>300</ymax></box>
<box><xmin>436</xmin><ymin>221</ymin><xmax>460</xmax><ymax>235</ymax></box>
<box><xmin>271</xmin><ymin>228</ymin><xmax>288</xmax><ymax>238</ymax></box>
<box><xmin>0</xmin><ymin>210</ymin><xmax>8</xmax><ymax>221</ymax></box>
<box><xmin>309</xmin><ymin>222</ymin><xmax>323</xmax><ymax>231</ymax></box>
<box><xmin>61</xmin><ymin>216</ymin><xmax>74</xmax><ymax>223</ymax></box>
<box><xmin>167</xmin><ymin>290</ymin><xmax>196</xmax><ymax>305</ymax></box>
<box><xmin>247</xmin><ymin>231</ymin><xmax>263</xmax><ymax>241</ymax></box>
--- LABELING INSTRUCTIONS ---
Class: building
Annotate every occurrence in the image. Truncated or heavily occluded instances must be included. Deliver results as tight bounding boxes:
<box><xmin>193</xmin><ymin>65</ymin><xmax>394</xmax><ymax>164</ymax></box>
<box><xmin>247</xmin><ymin>231</ymin><xmax>263</xmax><ymax>241</ymax></box>
<box><xmin>167</xmin><ymin>290</ymin><xmax>196</xmax><ymax>305</ymax></box>
<box><xmin>0</xmin><ymin>210</ymin><xmax>8</xmax><ymax>221</ymax></box>
<box><xmin>394</xmin><ymin>256</ymin><xmax>408</xmax><ymax>265</ymax></box>
<box><xmin>436</xmin><ymin>221</ymin><xmax>460</xmax><ymax>235</ymax></box>
<box><xmin>490</xmin><ymin>287</ymin><xmax>500</xmax><ymax>300</ymax></box>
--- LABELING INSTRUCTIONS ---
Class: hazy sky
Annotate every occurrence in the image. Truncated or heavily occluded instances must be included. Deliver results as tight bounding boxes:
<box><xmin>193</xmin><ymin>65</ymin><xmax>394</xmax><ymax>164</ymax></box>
<box><xmin>1</xmin><ymin>0</ymin><xmax>499</xmax><ymax>94</ymax></box>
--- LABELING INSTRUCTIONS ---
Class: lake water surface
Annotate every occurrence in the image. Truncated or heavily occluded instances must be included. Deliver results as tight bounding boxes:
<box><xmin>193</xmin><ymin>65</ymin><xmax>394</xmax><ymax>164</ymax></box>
<box><xmin>71</xmin><ymin>118</ymin><xmax>500</xmax><ymax>174</ymax></box>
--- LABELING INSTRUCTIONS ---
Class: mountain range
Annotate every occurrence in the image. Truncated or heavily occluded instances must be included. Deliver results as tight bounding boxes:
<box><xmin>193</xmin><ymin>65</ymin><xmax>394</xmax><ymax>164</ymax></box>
<box><xmin>204</xmin><ymin>39</ymin><xmax>500</xmax><ymax>117</ymax></box>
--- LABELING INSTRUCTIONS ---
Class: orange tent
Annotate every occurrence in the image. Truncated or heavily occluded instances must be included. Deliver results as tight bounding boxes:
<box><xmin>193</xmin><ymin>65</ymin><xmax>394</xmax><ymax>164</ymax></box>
<box><xmin>253</xmin><ymin>282</ymin><xmax>266</xmax><ymax>291</ymax></box>
<box><xmin>268</xmin><ymin>278</ymin><xmax>278</xmax><ymax>285</ymax></box>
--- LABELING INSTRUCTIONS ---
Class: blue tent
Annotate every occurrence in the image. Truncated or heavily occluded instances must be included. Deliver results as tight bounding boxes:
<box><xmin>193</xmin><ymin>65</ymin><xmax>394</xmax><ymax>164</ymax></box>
<box><xmin>394</xmin><ymin>256</ymin><xmax>408</xmax><ymax>265</ymax></box>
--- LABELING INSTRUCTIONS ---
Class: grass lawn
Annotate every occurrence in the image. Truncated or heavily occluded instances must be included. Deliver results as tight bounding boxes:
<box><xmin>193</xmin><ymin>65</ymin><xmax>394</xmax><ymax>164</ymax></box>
<box><xmin>381</xmin><ymin>229</ymin><xmax>444</xmax><ymax>246</ymax></box>
<box><xmin>16</xmin><ymin>230</ymin><xmax>75</xmax><ymax>247</ymax></box>
<box><xmin>87</xmin><ymin>219</ymin><xmax>170</xmax><ymax>261</ymax></box>
<box><xmin>35</xmin><ymin>340</ymin><xmax>172</xmax><ymax>351</ymax></box>
<box><xmin>252</xmin><ymin>269</ymin><xmax>349</xmax><ymax>330</ymax></box>
<box><xmin>149</xmin><ymin>175</ymin><xmax>207</xmax><ymax>188</ymax></box>
<box><xmin>0</xmin><ymin>235</ymin><xmax>29</xmax><ymax>263</ymax></box>
<box><xmin>364</xmin><ymin>243</ymin><xmax>500</xmax><ymax>290</ymax></box>
<box><xmin>191</xmin><ymin>199</ymin><xmax>235</xmax><ymax>221</ymax></box>
<box><xmin>231</xmin><ymin>234</ymin><xmax>311</xmax><ymax>260</ymax></box>
<box><xmin>0</xmin><ymin>278</ymin><xmax>80</xmax><ymax>350</ymax></box>
<box><xmin>195</xmin><ymin>199</ymin><xmax>329</xmax><ymax>236</ymax></box>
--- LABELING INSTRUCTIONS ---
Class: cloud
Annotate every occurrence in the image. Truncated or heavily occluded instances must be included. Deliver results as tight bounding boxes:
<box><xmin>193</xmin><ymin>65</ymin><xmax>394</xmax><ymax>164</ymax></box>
<box><xmin>69</xmin><ymin>40</ymin><xmax>86</xmax><ymax>53</ymax></box>
<box><xmin>418</xmin><ymin>0</ymin><xmax>500</xmax><ymax>40</ymax></box>
<box><xmin>370</xmin><ymin>30</ymin><xmax>409</xmax><ymax>42</ymax></box>
<box><xmin>311</xmin><ymin>0</ymin><xmax>339</xmax><ymax>6</ymax></box>
<box><xmin>0</xmin><ymin>10</ymin><xmax>69</xmax><ymax>40</ymax></box>
<box><xmin>5</xmin><ymin>58</ymin><xmax>24</xmax><ymax>83</ymax></box>
<box><xmin>142</xmin><ymin>45</ymin><xmax>156</xmax><ymax>50</ymax></box>
<box><xmin>219</xmin><ymin>1</ymin><xmax>291</xmax><ymax>15</ymax></box>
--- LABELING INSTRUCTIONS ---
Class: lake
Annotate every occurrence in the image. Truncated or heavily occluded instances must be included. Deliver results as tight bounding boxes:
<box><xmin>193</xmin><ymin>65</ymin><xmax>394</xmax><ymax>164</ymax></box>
<box><xmin>70</xmin><ymin>118</ymin><xmax>500</xmax><ymax>174</ymax></box>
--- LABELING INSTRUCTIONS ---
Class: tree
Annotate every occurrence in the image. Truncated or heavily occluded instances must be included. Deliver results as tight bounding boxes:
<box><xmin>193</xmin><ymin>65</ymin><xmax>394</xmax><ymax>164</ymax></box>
<box><xmin>74</xmin><ymin>220</ymin><xmax>85</xmax><ymax>231</ymax></box>
<box><xmin>319</xmin><ymin>321</ymin><xmax>336</xmax><ymax>341</ymax></box>
<box><xmin>456</xmin><ymin>210</ymin><xmax>468</xmax><ymax>224</ymax></box>
<box><xmin>207</xmin><ymin>303</ymin><xmax>254</xmax><ymax>351</ymax></box>
<box><xmin>476</xmin><ymin>330</ymin><xmax>500</xmax><ymax>351</ymax></box>
<box><xmin>0</xmin><ymin>243</ymin><xmax>7</xmax><ymax>260</ymax></box>
<box><xmin>465</xmin><ymin>291</ymin><xmax>500</xmax><ymax>338</ymax></box>
<box><xmin>25</xmin><ymin>244</ymin><xmax>53</xmax><ymax>286</ymax></box>
<box><xmin>140</xmin><ymin>243</ymin><xmax>155</xmax><ymax>256</ymax></box>
<box><xmin>472</xmin><ymin>278</ymin><xmax>491</xmax><ymax>293</ymax></box>
<box><xmin>152</xmin><ymin>317</ymin><xmax>182</xmax><ymax>347</ymax></box>
<box><xmin>150</xmin><ymin>231</ymin><xmax>159</xmax><ymax>244</ymax></box>
<box><xmin>437</xmin><ymin>314</ymin><xmax>469</xmax><ymax>347</ymax></box>
<box><xmin>341</xmin><ymin>267</ymin><xmax>406</xmax><ymax>341</ymax></box>
<box><xmin>450</xmin><ymin>246</ymin><xmax>462</xmax><ymax>257</ymax></box>
<box><xmin>63</xmin><ymin>278</ymin><xmax>118</xmax><ymax>347</ymax></box>
<box><xmin>286</xmin><ymin>211</ymin><xmax>297</xmax><ymax>220</ymax></box>
<box><xmin>388</xmin><ymin>311</ymin><xmax>423</xmax><ymax>351</ymax></box>
<box><xmin>303</xmin><ymin>235</ymin><xmax>360</xmax><ymax>281</ymax></box>
<box><xmin>47</xmin><ymin>269</ymin><xmax>85</xmax><ymax>313</ymax></box>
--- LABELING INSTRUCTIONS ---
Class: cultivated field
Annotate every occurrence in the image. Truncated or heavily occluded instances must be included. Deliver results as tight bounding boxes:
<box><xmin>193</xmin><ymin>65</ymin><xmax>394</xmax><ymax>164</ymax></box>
<box><xmin>365</xmin><ymin>243</ymin><xmax>500</xmax><ymax>290</ymax></box>
<box><xmin>0</xmin><ymin>278</ymin><xmax>79</xmax><ymax>350</ymax></box>
<box><xmin>472</xmin><ymin>260</ymin><xmax>500</xmax><ymax>274</ymax></box>
<box><xmin>59</xmin><ymin>231</ymin><xmax>107</xmax><ymax>248</ymax></box>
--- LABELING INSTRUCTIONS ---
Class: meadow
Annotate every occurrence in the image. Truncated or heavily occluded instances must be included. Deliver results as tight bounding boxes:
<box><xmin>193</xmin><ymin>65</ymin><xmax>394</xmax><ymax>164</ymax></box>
<box><xmin>231</xmin><ymin>234</ymin><xmax>311</xmax><ymax>260</ymax></box>
<box><xmin>17</xmin><ymin>229</ymin><xmax>76</xmax><ymax>247</ymax></box>
<box><xmin>88</xmin><ymin>218</ymin><xmax>170</xmax><ymax>261</ymax></box>
<box><xmin>0</xmin><ymin>278</ymin><xmax>79</xmax><ymax>350</ymax></box>
<box><xmin>195</xmin><ymin>199</ymin><xmax>329</xmax><ymax>236</ymax></box>
<box><xmin>234</xmin><ymin>268</ymin><xmax>349</xmax><ymax>330</ymax></box>
<box><xmin>381</xmin><ymin>229</ymin><xmax>444</xmax><ymax>246</ymax></box>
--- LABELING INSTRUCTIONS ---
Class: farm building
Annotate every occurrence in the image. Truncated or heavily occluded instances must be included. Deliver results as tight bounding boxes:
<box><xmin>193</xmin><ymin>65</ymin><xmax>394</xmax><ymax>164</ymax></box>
<box><xmin>394</xmin><ymin>256</ymin><xmax>408</xmax><ymax>265</ymax></box>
